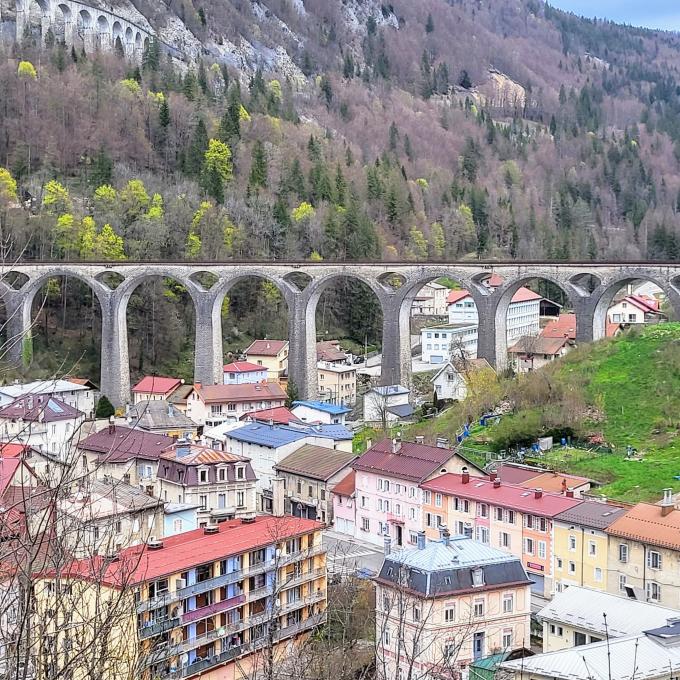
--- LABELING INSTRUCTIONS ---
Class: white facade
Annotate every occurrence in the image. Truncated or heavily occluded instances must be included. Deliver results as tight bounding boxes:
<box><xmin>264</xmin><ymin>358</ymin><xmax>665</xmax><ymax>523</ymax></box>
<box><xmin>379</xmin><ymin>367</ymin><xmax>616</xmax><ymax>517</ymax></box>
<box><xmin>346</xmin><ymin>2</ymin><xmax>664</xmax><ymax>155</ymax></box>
<box><xmin>291</xmin><ymin>402</ymin><xmax>348</xmax><ymax>425</ymax></box>
<box><xmin>431</xmin><ymin>362</ymin><xmax>468</xmax><ymax>401</ymax></box>
<box><xmin>0</xmin><ymin>414</ymin><xmax>84</xmax><ymax>459</ymax></box>
<box><xmin>421</xmin><ymin>325</ymin><xmax>478</xmax><ymax>364</ymax></box>
<box><xmin>186</xmin><ymin>391</ymin><xmax>286</xmax><ymax>427</ymax></box>
<box><xmin>411</xmin><ymin>282</ymin><xmax>449</xmax><ymax>316</ymax></box>
<box><xmin>222</xmin><ymin>367</ymin><xmax>268</xmax><ymax>385</ymax></box>
<box><xmin>363</xmin><ymin>385</ymin><xmax>410</xmax><ymax>423</ymax></box>
<box><xmin>608</xmin><ymin>299</ymin><xmax>649</xmax><ymax>324</ymax></box>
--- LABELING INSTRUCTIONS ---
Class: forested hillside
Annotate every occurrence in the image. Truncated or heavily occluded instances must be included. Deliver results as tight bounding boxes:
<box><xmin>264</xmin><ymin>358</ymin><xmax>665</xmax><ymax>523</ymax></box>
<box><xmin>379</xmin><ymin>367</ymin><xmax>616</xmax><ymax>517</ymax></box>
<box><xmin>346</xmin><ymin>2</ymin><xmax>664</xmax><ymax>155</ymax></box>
<box><xmin>3</xmin><ymin>0</ymin><xmax>680</xmax><ymax>379</ymax></box>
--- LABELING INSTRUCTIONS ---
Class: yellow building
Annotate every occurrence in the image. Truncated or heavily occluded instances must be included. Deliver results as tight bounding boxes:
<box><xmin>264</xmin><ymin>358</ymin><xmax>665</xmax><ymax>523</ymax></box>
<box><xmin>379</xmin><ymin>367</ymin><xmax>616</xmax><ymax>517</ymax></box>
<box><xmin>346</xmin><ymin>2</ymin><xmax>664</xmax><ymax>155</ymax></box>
<box><xmin>34</xmin><ymin>515</ymin><xmax>327</xmax><ymax>680</ymax></box>
<box><xmin>606</xmin><ymin>492</ymin><xmax>680</xmax><ymax>607</ymax></box>
<box><xmin>552</xmin><ymin>500</ymin><xmax>627</xmax><ymax>595</ymax></box>
<box><xmin>244</xmin><ymin>340</ymin><xmax>289</xmax><ymax>383</ymax></box>
<box><xmin>375</xmin><ymin>529</ymin><xmax>532</xmax><ymax>679</ymax></box>
<box><xmin>317</xmin><ymin>361</ymin><xmax>357</xmax><ymax>406</ymax></box>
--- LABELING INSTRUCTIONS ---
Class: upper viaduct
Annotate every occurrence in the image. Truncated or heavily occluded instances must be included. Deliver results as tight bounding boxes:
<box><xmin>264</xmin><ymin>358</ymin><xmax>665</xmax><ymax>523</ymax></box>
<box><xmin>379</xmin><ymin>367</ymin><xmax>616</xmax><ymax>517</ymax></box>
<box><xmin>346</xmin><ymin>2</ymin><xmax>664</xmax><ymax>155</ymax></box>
<box><xmin>2</xmin><ymin>261</ymin><xmax>680</xmax><ymax>407</ymax></box>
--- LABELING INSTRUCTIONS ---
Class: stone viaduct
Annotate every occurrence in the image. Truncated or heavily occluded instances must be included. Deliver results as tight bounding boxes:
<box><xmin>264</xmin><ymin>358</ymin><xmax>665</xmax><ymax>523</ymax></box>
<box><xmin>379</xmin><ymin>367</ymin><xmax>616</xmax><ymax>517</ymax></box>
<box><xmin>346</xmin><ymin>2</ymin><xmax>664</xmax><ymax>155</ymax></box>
<box><xmin>3</xmin><ymin>0</ymin><xmax>156</xmax><ymax>58</ymax></box>
<box><xmin>2</xmin><ymin>261</ymin><xmax>680</xmax><ymax>407</ymax></box>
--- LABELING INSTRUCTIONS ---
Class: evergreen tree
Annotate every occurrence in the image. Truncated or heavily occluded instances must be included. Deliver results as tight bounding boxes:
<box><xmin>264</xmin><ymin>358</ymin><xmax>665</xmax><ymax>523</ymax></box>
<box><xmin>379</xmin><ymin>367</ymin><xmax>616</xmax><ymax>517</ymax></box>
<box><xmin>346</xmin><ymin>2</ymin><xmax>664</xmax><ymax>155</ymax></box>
<box><xmin>70</xmin><ymin>44</ymin><xmax>78</xmax><ymax>62</ymax></box>
<box><xmin>142</xmin><ymin>38</ymin><xmax>161</xmax><ymax>71</ymax></box>
<box><xmin>273</xmin><ymin>194</ymin><xmax>292</xmax><ymax>229</ymax></box>
<box><xmin>323</xmin><ymin>208</ymin><xmax>341</xmax><ymax>258</ymax></box>
<box><xmin>343</xmin><ymin>53</ymin><xmax>354</xmax><ymax>79</ymax></box>
<box><xmin>458</xmin><ymin>69</ymin><xmax>472</xmax><ymax>89</ymax></box>
<box><xmin>248</xmin><ymin>140</ymin><xmax>268</xmax><ymax>189</ymax></box>
<box><xmin>203</xmin><ymin>165</ymin><xmax>224</xmax><ymax>204</ymax></box>
<box><xmin>285</xmin><ymin>380</ymin><xmax>299</xmax><ymax>408</ymax></box>
<box><xmin>320</xmin><ymin>74</ymin><xmax>333</xmax><ymax>107</ymax></box>
<box><xmin>159</xmin><ymin>98</ymin><xmax>171</xmax><ymax>129</ymax></box>
<box><xmin>95</xmin><ymin>395</ymin><xmax>115</xmax><ymax>419</ymax></box>
<box><xmin>91</xmin><ymin>147</ymin><xmax>113</xmax><ymax>187</ymax></box>
<box><xmin>282</xmin><ymin>157</ymin><xmax>306</xmax><ymax>198</ymax></box>
<box><xmin>198</xmin><ymin>60</ymin><xmax>209</xmax><ymax>96</ymax></box>
<box><xmin>549</xmin><ymin>114</ymin><xmax>557</xmax><ymax>136</ymax></box>
<box><xmin>386</xmin><ymin>185</ymin><xmax>399</xmax><ymax>223</ymax></box>
<box><xmin>335</xmin><ymin>164</ymin><xmax>347</xmax><ymax>206</ymax></box>
<box><xmin>388</xmin><ymin>121</ymin><xmax>399</xmax><ymax>151</ymax></box>
<box><xmin>186</xmin><ymin>119</ymin><xmax>209</xmax><ymax>177</ymax></box>
<box><xmin>198</xmin><ymin>7</ymin><xmax>207</xmax><ymax>25</ymax></box>
<box><xmin>404</xmin><ymin>134</ymin><xmax>413</xmax><ymax>161</ymax></box>
<box><xmin>426</xmin><ymin>12</ymin><xmax>435</xmax><ymax>33</ymax></box>
<box><xmin>218</xmin><ymin>86</ymin><xmax>242</xmax><ymax>141</ymax></box>
<box><xmin>183</xmin><ymin>71</ymin><xmax>198</xmax><ymax>101</ymax></box>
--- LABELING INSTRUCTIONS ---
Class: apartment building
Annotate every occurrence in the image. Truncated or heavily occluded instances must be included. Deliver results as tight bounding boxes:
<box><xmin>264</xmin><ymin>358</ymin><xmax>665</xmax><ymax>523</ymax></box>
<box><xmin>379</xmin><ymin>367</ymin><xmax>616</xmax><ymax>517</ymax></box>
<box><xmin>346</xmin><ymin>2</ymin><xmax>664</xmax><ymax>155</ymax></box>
<box><xmin>420</xmin><ymin>472</ymin><xmax>581</xmax><ymax>597</ymax></box>
<box><xmin>552</xmin><ymin>500</ymin><xmax>627</xmax><ymax>595</ymax></box>
<box><xmin>34</xmin><ymin>515</ymin><xmax>327</xmax><ymax>680</ymax></box>
<box><xmin>243</xmin><ymin>340</ymin><xmax>289</xmax><ymax>382</ymax></box>
<box><xmin>317</xmin><ymin>361</ymin><xmax>357</xmax><ymax>406</ymax></box>
<box><xmin>132</xmin><ymin>376</ymin><xmax>184</xmax><ymax>404</ymax></box>
<box><xmin>348</xmin><ymin>439</ymin><xmax>485</xmax><ymax>549</ymax></box>
<box><xmin>156</xmin><ymin>441</ymin><xmax>257</xmax><ymax>524</ymax></box>
<box><xmin>606</xmin><ymin>491</ymin><xmax>680</xmax><ymax>607</ymax></box>
<box><xmin>375</xmin><ymin>529</ymin><xmax>532</xmax><ymax>679</ymax></box>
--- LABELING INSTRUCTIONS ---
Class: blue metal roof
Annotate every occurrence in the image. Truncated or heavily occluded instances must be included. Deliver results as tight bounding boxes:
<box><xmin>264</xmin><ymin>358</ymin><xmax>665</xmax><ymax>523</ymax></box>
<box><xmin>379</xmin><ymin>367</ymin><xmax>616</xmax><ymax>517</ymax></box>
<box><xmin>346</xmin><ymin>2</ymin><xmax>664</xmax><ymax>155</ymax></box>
<box><xmin>226</xmin><ymin>423</ymin><xmax>310</xmax><ymax>447</ymax></box>
<box><xmin>292</xmin><ymin>400</ymin><xmax>351</xmax><ymax>415</ymax></box>
<box><xmin>308</xmin><ymin>424</ymin><xmax>353</xmax><ymax>440</ymax></box>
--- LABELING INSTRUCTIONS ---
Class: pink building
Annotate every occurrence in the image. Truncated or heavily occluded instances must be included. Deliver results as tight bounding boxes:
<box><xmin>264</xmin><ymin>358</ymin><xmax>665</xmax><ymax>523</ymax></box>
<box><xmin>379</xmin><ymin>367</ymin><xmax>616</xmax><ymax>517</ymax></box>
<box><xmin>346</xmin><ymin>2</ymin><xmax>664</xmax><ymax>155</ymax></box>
<box><xmin>333</xmin><ymin>439</ymin><xmax>485</xmax><ymax>549</ymax></box>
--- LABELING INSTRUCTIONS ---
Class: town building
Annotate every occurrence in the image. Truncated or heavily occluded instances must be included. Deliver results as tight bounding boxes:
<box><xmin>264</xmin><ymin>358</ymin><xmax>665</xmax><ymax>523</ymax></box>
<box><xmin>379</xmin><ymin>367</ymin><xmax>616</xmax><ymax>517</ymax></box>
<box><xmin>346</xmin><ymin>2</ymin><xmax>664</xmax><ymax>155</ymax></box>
<box><xmin>244</xmin><ymin>339</ymin><xmax>289</xmax><ymax>382</ymax></box>
<box><xmin>210</xmin><ymin>422</ymin><xmax>344</xmax><ymax>509</ymax></box>
<box><xmin>186</xmin><ymin>383</ymin><xmax>287</xmax><ymax>427</ymax></box>
<box><xmin>411</xmin><ymin>281</ymin><xmax>449</xmax><ymax>316</ymax></box>
<box><xmin>167</xmin><ymin>384</ymin><xmax>197</xmax><ymax>415</ymax></box>
<box><xmin>222</xmin><ymin>361</ymin><xmax>268</xmax><ymax>385</ymax></box>
<box><xmin>291</xmin><ymin>400</ymin><xmax>351</xmax><ymax>426</ymax></box>
<box><xmin>431</xmin><ymin>359</ymin><xmax>493</xmax><ymax>401</ymax></box>
<box><xmin>507</xmin><ymin>335</ymin><xmax>570</xmax><ymax>372</ymax></box>
<box><xmin>131</xmin><ymin>376</ymin><xmax>184</xmax><ymax>404</ymax></box>
<box><xmin>55</xmin><ymin>477</ymin><xmax>165</xmax><ymax>558</ymax></box>
<box><xmin>375</xmin><ymin>530</ymin><xmax>532</xmax><ymax>679</ymax></box>
<box><xmin>421</xmin><ymin>323</ymin><xmax>478</xmax><ymax>364</ymax></box>
<box><xmin>420</xmin><ymin>472</ymin><xmax>581</xmax><ymax>597</ymax></box>
<box><xmin>78</xmin><ymin>424</ymin><xmax>176</xmax><ymax>493</ymax></box>
<box><xmin>541</xmin><ymin>313</ymin><xmax>623</xmax><ymax>342</ymax></box>
<box><xmin>0</xmin><ymin>378</ymin><xmax>96</xmax><ymax>418</ymax></box>
<box><xmin>156</xmin><ymin>441</ymin><xmax>257</xmax><ymax>524</ymax></box>
<box><xmin>447</xmin><ymin>287</ymin><xmax>541</xmax><ymax>342</ymax></box>
<box><xmin>316</xmin><ymin>340</ymin><xmax>349</xmax><ymax>363</ymax></box>
<box><xmin>34</xmin><ymin>515</ymin><xmax>327</xmax><ymax>680</ymax></box>
<box><xmin>0</xmin><ymin>395</ymin><xmax>85</xmax><ymax>459</ymax></box>
<box><xmin>331</xmin><ymin>470</ymin><xmax>356</xmax><ymax>537</ymax></box>
<box><xmin>164</xmin><ymin>502</ymin><xmax>200</xmax><ymax>536</ymax></box>
<box><xmin>363</xmin><ymin>384</ymin><xmax>413</xmax><ymax>424</ymax></box>
<box><xmin>538</xmin><ymin>586</ymin><xmax>680</xmax><ymax>652</ymax></box>
<box><xmin>273</xmin><ymin>443</ymin><xmax>357</xmax><ymax>523</ymax></box>
<box><xmin>608</xmin><ymin>294</ymin><xmax>667</xmax><ymax>325</ymax></box>
<box><xmin>317</xmin><ymin>360</ymin><xmax>357</xmax><ymax>406</ymax></box>
<box><xmin>124</xmin><ymin>399</ymin><xmax>199</xmax><ymax>439</ymax></box>
<box><xmin>493</xmin><ymin>463</ymin><xmax>594</xmax><ymax>498</ymax></box>
<box><xmin>552</xmin><ymin>500</ymin><xmax>628</xmax><ymax>595</ymax></box>
<box><xmin>501</xmin><ymin>624</ymin><xmax>680</xmax><ymax>680</ymax></box>
<box><xmin>349</xmin><ymin>439</ymin><xmax>485</xmax><ymax>548</ymax></box>
<box><xmin>606</xmin><ymin>491</ymin><xmax>680</xmax><ymax>607</ymax></box>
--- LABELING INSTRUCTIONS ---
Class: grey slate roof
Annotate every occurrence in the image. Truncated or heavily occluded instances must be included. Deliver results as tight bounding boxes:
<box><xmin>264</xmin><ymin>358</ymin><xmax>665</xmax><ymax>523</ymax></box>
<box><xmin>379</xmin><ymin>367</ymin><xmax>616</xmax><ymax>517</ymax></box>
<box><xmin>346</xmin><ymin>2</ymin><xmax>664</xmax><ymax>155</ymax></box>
<box><xmin>127</xmin><ymin>399</ymin><xmax>197</xmax><ymax>432</ymax></box>
<box><xmin>378</xmin><ymin>535</ymin><xmax>531</xmax><ymax>597</ymax></box>
<box><xmin>553</xmin><ymin>500</ymin><xmax>628</xmax><ymax>530</ymax></box>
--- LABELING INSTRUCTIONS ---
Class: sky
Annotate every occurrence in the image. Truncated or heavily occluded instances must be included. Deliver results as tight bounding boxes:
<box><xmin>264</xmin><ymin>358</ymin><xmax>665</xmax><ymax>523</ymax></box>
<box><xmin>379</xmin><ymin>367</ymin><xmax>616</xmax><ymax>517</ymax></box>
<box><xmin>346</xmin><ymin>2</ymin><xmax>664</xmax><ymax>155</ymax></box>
<box><xmin>548</xmin><ymin>0</ymin><xmax>680</xmax><ymax>32</ymax></box>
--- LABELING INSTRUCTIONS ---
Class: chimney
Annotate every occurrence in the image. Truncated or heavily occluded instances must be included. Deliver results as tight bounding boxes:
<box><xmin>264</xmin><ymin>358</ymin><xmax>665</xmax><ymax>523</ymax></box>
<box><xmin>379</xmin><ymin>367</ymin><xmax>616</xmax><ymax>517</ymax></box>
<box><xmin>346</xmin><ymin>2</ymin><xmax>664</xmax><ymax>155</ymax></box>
<box><xmin>461</xmin><ymin>466</ymin><xmax>470</xmax><ymax>484</ymax></box>
<box><xmin>534</xmin><ymin>488</ymin><xmax>543</xmax><ymax>499</ymax></box>
<box><xmin>391</xmin><ymin>438</ymin><xmax>402</xmax><ymax>454</ymax></box>
<box><xmin>415</xmin><ymin>435</ymin><xmax>424</xmax><ymax>445</ymax></box>
<box><xmin>271</xmin><ymin>477</ymin><xmax>285</xmax><ymax>517</ymax></box>
<box><xmin>176</xmin><ymin>438</ymin><xmax>190</xmax><ymax>458</ymax></box>
<box><xmin>439</xmin><ymin>524</ymin><xmax>450</xmax><ymax>544</ymax></box>
<box><xmin>366</xmin><ymin>438</ymin><xmax>372</xmax><ymax>450</ymax></box>
<box><xmin>416</xmin><ymin>531</ymin><xmax>426</xmax><ymax>550</ymax></box>
<box><xmin>195</xmin><ymin>382</ymin><xmax>202</xmax><ymax>391</ymax></box>
<box><xmin>661</xmin><ymin>488</ymin><xmax>674</xmax><ymax>516</ymax></box>
<box><xmin>493</xmin><ymin>479</ymin><xmax>501</xmax><ymax>489</ymax></box>
<box><xmin>108</xmin><ymin>415</ymin><xmax>115</xmax><ymax>435</ymax></box>
<box><xmin>561</xmin><ymin>479</ymin><xmax>567</xmax><ymax>493</ymax></box>
<box><xmin>268</xmin><ymin>418</ymin><xmax>274</xmax><ymax>428</ymax></box>
<box><xmin>383</xmin><ymin>536</ymin><xmax>392</xmax><ymax>556</ymax></box>
<box><xmin>566</xmin><ymin>490</ymin><xmax>574</xmax><ymax>498</ymax></box>
<box><xmin>489</xmin><ymin>470</ymin><xmax>497</xmax><ymax>482</ymax></box>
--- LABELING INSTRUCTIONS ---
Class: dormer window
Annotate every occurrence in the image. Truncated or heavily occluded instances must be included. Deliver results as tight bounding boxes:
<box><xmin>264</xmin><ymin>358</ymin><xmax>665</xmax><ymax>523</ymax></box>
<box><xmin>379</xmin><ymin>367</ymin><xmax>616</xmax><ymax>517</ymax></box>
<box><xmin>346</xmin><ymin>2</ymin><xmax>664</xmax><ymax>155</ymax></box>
<box><xmin>472</xmin><ymin>568</ymin><xmax>484</xmax><ymax>587</ymax></box>
<box><xmin>198</xmin><ymin>468</ymin><xmax>209</xmax><ymax>484</ymax></box>
<box><xmin>236</xmin><ymin>467</ymin><xmax>245</xmax><ymax>480</ymax></box>
<box><xmin>218</xmin><ymin>467</ymin><xmax>226</xmax><ymax>482</ymax></box>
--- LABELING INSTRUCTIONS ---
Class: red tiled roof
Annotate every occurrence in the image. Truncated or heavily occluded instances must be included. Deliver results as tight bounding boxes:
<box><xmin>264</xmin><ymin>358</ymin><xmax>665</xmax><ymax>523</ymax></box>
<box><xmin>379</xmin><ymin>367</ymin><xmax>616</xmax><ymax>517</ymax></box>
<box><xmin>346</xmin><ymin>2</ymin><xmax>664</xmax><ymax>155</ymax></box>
<box><xmin>160</xmin><ymin>444</ymin><xmax>247</xmax><ymax>465</ymax></box>
<box><xmin>222</xmin><ymin>361</ymin><xmax>266</xmax><ymax>374</ymax></box>
<box><xmin>606</xmin><ymin>322</ymin><xmax>623</xmax><ymax>337</ymax></box>
<box><xmin>486</xmin><ymin>273</ymin><xmax>504</xmax><ymax>287</ymax></box>
<box><xmin>196</xmin><ymin>383</ymin><xmax>286</xmax><ymax>404</ymax></box>
<box><xmin>352</xmin><ymin>439</ymin><xmax>482</xmax><ymax>483</ymax></box>
<box><xmin>626</xmin><ymin>295</ymin><xmax>661</xmax><ymax>314</ymax></box>
<box><xmin>518</xmin><ymin>471</ymin><xmax>591</xmax><ymax>493</ymax></box>
<box><xmin>421</xmin><ymin>473</ymin><xmax>582</xmax><ymax>517</ymax></box>
<box><xmin>0</xmin><ymin>458</ymin><xmax>22</xmax><ymax>495</ymax></box>
<box><xmin>50</xmin><ymin>515</ymin><xmax>323</xmax><ymax>587</ymax></box>
<box><xmin>541</xmin><ymin>314</ymin><xmax>577</xmax><ymax>341</ymax></box>
<box><xmin>240</xmin><ymin>407</ymin><xmax>301</xmax><ymax>425</ymax></box>
<box><xmin>332</xmin><ymin>470</ymin><xmax>355</xmax><ymax>497</ymax></box>
<box><xmin>446</xmin><ymin>286</ymin><xmax>541</xmax><ymax>306</ymax></box>
<box><xmin>132</xmin><ymin>376</ymin><xmax>182</xmax><ymax>395</ymax></box>
<box><xmin>245</xmin><ymin>340</ymin><xmax>288</xmax><ymax>357</ymax></box>
<box><xmin>606</xmin><ymin>503</ymin><xmax>680</xmax><ymax>551</ymax></box>
<box><xmin>77</xmin><ymin>426</ymin><xmax>175</xmax><ymax>462</ymax></box>
<box><xmin>0</xmin><ymin>443</ymin><xmax>32</xmax><ymax>458</ymax></box>
<box><xmin>493</xmin><ymin>463</ymin><xmax>544</xmax><ymax>484</ymax></box>
<box><xmin>508</xmin><ymin>335</ymin><xmax>568</xmax><ymax>356</ymax></box>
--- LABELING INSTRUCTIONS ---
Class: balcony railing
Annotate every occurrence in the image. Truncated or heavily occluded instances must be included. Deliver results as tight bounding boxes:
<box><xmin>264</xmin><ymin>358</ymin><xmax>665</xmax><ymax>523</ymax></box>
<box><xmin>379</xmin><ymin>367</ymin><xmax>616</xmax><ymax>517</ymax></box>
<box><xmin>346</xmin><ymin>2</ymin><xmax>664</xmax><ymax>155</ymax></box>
<box><xmin>182</xmin><ymin>594</ymin><xmax>246</xmax><ymax>625</ymax></box>
<box><xmin>137</xmin><ymin>546</ymin><xmax>325</xmax><ymax>614</ymax></box>
<box><xmin>278</xmin><ymin>589</ymin><xmax>326</xmax><ymax>616</ymax></box>
<box><xmin>139</xmin><ymin>617</ymin><xmax>181</xmax><ymax>640</ymax></box>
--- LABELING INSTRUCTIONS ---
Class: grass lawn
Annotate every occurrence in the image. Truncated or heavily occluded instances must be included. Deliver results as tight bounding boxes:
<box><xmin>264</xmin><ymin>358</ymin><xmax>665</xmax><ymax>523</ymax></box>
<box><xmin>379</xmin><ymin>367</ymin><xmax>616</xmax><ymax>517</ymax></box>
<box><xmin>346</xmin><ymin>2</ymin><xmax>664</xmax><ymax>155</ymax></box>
<box><xmin>402</xmin><ymin>324</ymin><xmax>680</xmax><ymax>503</ymax></box>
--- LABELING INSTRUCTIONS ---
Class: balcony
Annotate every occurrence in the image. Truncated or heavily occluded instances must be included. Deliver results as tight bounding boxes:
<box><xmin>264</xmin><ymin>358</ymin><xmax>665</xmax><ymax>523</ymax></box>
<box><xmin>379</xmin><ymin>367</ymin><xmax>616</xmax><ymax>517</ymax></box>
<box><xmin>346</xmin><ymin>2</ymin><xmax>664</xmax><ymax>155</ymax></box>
<box><xmin>139</xmin><ymin>617</ymin><xmax>181</xmax><ymax>640</ymax></box>
<box><xmin>280</xmin><ymin>567</ymin><xmax>325</xmax><ymax>591</ymax></box>
<box><xmin>176</xmin><ymin>642</ymin><xmax>254</xmax><ymax>678</ymax></box>
<box><xmin>274</xmin><ymin>611</ymin><xmax>327</xmax><ymax>642</ymax></box>
<box><xmin>182</xmin><ymin>594</ymin><xmax>246</xmax><ymax>625</ymax></box>
<box><xmin>278</xmin><ymin>589</ymin><xmax>326</xmax><ymax>616</ymax></box>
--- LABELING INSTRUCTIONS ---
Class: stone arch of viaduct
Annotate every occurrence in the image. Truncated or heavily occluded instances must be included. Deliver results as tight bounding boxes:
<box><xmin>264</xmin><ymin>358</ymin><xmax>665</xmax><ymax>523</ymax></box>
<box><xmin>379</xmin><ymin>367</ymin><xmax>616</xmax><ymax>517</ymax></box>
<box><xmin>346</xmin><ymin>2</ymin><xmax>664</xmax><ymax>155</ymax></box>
<box><xmin>2</xmin><ymin>262</ymin><xmax>680</xmax><ymax>407</ymax></box>
<box><xmin>6</xmin><ymin>0</ymin><xmax>155</xmax><ymax>58</ymax></box>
